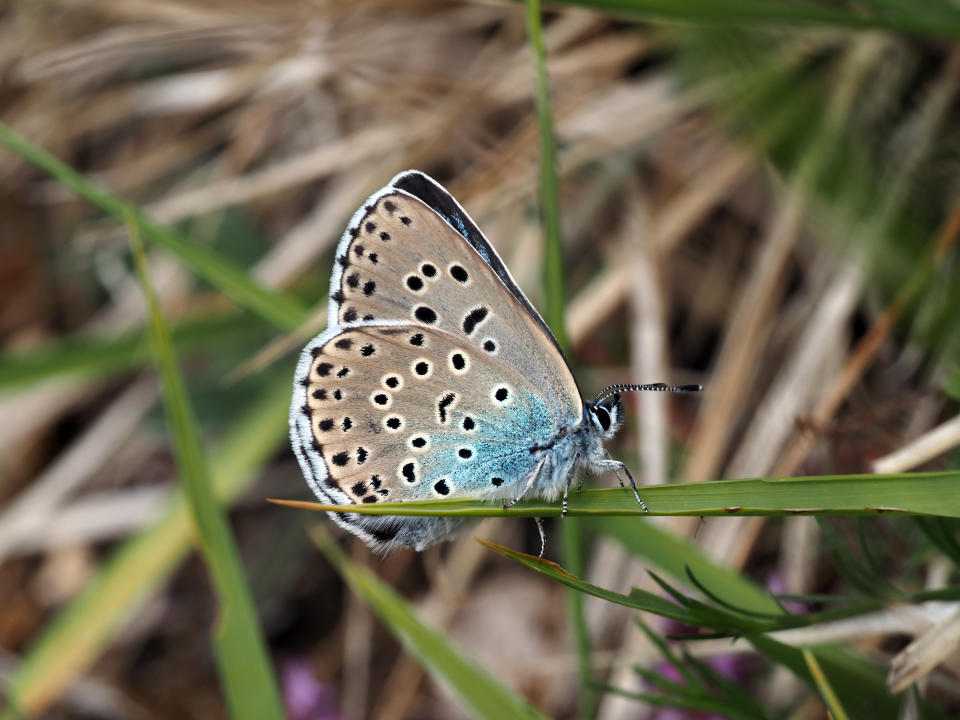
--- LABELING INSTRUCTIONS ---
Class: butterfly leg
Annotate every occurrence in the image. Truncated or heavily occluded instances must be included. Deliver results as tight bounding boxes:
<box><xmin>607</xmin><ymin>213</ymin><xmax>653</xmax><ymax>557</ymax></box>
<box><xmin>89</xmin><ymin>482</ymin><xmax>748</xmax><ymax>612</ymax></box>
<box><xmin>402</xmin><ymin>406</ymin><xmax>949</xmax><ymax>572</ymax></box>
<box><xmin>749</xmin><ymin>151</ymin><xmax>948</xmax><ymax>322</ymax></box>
<box><xmin>573</xmin><ymin>453</ymin><xmax>585</xmax><ymax>493</ymax></box>
<box><xmin>503</xmin><ymin>456</ymin><xmax>548</xmax><ymax>510</ymax></box>
<box><xmin>534</xmin><ymin>517</ymin><xmax>546</xmax><ymax>558</ymax></box>
<box><xmin>603</xmin><ymin>460</ymin><xmax>648</xmax><ymax>512</ymax></box>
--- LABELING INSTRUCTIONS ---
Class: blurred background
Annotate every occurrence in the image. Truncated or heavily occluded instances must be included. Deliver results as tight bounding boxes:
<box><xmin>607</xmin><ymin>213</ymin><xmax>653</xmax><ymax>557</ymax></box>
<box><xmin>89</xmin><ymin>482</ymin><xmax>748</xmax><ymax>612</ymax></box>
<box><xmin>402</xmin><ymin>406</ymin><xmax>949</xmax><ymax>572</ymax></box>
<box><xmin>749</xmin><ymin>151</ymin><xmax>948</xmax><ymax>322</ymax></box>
<box><xmin>2</xmin><ymin>1</ymin><xmax>960</xmax><ymax>718</ymax></box>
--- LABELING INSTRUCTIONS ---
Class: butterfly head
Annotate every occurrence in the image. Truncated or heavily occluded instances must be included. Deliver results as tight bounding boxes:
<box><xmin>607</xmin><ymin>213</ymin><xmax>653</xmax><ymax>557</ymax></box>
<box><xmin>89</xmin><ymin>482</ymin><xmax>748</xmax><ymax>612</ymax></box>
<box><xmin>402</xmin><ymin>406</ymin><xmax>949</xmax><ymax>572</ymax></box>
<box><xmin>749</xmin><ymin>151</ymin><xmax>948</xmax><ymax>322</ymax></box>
<box><xmin>587</xmin><ymin>382</ymin><xmax>703</xmax><ymax>442</ymax></box>
<box><xmin>586</xmin><ymin>393</ymin><xmax>623</xmax><ymax>441</ymax></box>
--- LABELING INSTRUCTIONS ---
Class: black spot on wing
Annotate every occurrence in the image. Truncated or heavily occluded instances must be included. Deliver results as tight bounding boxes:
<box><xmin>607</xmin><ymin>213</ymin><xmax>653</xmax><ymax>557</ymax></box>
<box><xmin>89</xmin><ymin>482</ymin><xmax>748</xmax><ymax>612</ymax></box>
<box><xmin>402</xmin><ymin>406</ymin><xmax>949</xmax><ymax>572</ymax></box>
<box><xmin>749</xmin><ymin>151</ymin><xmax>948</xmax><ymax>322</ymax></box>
<box><xmin>437</xmin><ymin>393</ymin><xmax>455</xmax><ymax>423</ymax></box>
<box><xmin>462</xmin><ymin>307</ymin><xmax>488</xmax><ymax>334</ymax></box>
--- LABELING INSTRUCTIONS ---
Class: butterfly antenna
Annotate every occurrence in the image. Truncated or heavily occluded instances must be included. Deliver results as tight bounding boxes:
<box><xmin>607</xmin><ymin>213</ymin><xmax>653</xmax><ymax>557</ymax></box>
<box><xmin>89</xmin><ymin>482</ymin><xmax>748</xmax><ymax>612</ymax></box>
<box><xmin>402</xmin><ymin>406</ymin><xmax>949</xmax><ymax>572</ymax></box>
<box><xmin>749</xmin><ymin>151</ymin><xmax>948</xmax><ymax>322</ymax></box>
<box><xmin>592</xmin><ymin>382</ymin><xmax>702</xmax><ymax>405</ymax></box>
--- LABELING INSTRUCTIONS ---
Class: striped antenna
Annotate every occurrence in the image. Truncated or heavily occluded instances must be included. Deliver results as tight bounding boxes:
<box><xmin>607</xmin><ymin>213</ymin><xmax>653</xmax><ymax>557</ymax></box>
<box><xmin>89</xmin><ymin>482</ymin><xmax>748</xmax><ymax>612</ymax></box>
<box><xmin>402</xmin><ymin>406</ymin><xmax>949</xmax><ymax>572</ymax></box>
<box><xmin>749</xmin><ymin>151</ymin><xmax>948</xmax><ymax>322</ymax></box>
<box><xmin>592</xmin><ymin>382</ymin><xmax>702</xmax><ymax>405</ymax></box>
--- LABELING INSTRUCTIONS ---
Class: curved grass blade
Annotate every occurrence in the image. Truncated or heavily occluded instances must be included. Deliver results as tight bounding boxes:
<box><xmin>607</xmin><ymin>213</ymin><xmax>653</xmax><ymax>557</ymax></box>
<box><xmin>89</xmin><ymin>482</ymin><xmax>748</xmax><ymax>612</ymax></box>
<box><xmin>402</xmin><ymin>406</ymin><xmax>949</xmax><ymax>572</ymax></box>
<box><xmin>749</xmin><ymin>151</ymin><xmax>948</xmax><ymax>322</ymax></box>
<box><xmin>0</xmin><ymin>122</ymin><xmax>307</xmax><ymax>332</ymax></box>
<box><xmin>914</xmin><ymin>516</ymin><xmax>960</xmax><ymax>566</ymax></box>
<box><xmin>0</xmin><ymin>311</ymin><xmax>264</xmax><ymax>396</ymax></box>
<box><xmin>803</xmin><ymin>649</ymin><xmax>851</xmax><ymax>720</ymax></box>
<box><xmin>2</xmin><ymin>373</ymin><xmax>292</xmax><ymax>718</ymax></box>
<box><xmin>270</xmin><ymin>471</ymin><xmax>960</xmax><ymax>518</ymax></box>
<box><xmin>478</xmin><ymin>538</ymin><xmax>708</xmax><ymax>627</ymax></box>
<box><xmin>598</xmin><ymin>685</ymin><xmax>765</xmax><ymax>719</ymax></box>
<box><xmin>312</xmin><ymin>528</ymin><xmax>548</xmax><ymax>720</ymax></box>
<box><xmin>126</xmin><ymin>215</ymin><xmax>284</xmax><ymax>719</ymax></box>
<box><xmin>747</xmin><ymin>636</ymin><xmax>933</xmax><ymax>720</ymax></box>
<box><xmin>543</xmin><ymin>0</ymin><xmax>960</xmax><ymax>40</ymax></box>
<box><xmin>522</xmin><ymin>0</ymin><xmax>589</xmax><ymax>713</ymax></box>
<box><xmin>591</xmin><ymin>516</ymin><xmax>783</xmax><ymax>614</ymax></box>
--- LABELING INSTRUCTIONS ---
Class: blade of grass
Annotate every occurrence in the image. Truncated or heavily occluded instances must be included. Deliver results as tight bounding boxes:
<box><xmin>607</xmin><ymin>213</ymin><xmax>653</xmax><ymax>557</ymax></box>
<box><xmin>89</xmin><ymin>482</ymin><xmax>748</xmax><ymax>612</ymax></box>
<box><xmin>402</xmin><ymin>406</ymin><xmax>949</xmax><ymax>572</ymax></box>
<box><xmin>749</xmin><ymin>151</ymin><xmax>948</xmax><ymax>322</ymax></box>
<box><xmin>589</xmin><ymin>516</ymin><xmax>782</xmax><ymax>614</ymax></box>
<box><xmin>312</xmin><ymin>527</ymin><xmax>548</xmax><ymax>720</ymax></box>
<box><xmin>477</xmin><ymin>539</ymin><xmax>717</xmax><ymax>627</ymax></box>
<box><xmin>524</xmin><ymin>1</ymin><xmax>588</xmax><ymax>716</ymax></box>
<box><xmin>270</xmin><ymin>471</ymin><xmax>960</xmax><ymax>518</ymax></box>
<box><xmin>2</xmin><ymin>372</ymin><xmax>292</xmax><ymax>718</ymax></box>
<box><xmin>596</xmin><ymin>684</ymin><xmax>767</xmax><ymax>719</ymax></box>
<box><xmin>0</xmin><ymin>311</ymin><xmax>265</xmax><ymax>396</ymax></box>
<box><xmin>746</xmin><ymin>636</ymin><xmax>948</xmax><ymax>720</ymax></box>
<box><xmin>0</xmin><ymin>122</ymin><xmax>307</xmax><ymax>332</ymax></box>
<box><xmin>543</xmin><ymin>0</ymin><xmax>960</xmax><ymax>40</ymax></box>
<box><xmin>126</xmin><ymin>213</ymin><xmax>284</xmax><ymax>719</ymax></box>
<box><xmin>803</xmin><ymin>648</ymin><xmax>851</xmax><ymax>720</ymax></box>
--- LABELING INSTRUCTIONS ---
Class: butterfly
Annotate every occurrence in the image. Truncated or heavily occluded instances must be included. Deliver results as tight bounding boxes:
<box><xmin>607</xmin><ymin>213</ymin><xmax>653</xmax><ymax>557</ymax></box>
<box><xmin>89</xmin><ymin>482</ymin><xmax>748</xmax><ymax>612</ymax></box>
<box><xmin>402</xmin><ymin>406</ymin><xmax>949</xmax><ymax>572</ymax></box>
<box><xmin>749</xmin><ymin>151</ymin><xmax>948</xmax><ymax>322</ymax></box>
<box><xmin>290</xmin><ymin>171</ymin><xmax>700</xmax><ymax>553</ymax></box>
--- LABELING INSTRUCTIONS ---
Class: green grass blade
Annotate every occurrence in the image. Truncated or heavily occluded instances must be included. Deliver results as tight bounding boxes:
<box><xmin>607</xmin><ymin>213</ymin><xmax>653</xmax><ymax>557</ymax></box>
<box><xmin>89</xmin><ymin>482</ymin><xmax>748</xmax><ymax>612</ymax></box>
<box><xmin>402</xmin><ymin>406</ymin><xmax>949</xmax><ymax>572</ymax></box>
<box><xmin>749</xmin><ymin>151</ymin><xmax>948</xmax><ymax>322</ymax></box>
<box><xmin>2</xmin><ymin>373</ymin><xmax>292</xmax><ymax>717</ymax></box>
<box><xmin>0</xmin><ymin>311</ymin><xmax>264</xmax><ymax>396</ymax></box>
<box><xmin>312</xmin><ymin>528</ymin><xmax>548</xmax><ymax>720</ymax></box>
<box><xmin>126</xmin><ymin>215</ymin><xmax>284</xmax><ymax>719</ymax></box>
<box><xmin>478</xmin><ymin>539</ymin><xmax>704</xmax><ymax>625</ymax></box>
<box><xmin>914</xmin><ymin>516</ymin><xmax>960</xmax><ymax>566</ymax></box>
<box><xmin>523</xmin><ymin>1</ymin><xmax>588</xmax><ymax>714</ymax></box>
<box><xmin>0</xmin><ymin>122</ymin><xmax>307</xmax><ymax>331</ymax></box>
<box><xmin>590</xmin><ymin>516</ymin><xmax>782</xmax><ymax>614</ymax></box>
<box><xmin>746</xmin><ymin>636</ymin><xmax>951</xmax><ymax>720</ymax></box>
<box><xmin>272</xmin><ymin>471</ymin><xmax>960</xmax><ymax>518</ymax></box>
<box><xmin>526</xmin><ymin>0</ymin><xmax>567</xmax><ymax>350</ymax></box>
<box><xmin>803</xmin><ymin>649</ymin><xmax>851</xmax><ymax>720</ymax></box>
<box><xmin>597</xmin><ymin>685</ymin><xmax>767</xmax><ymax>719</ymax></box>
<box><xmin>542</xmin><ymin>0</ymin><xmax>960</xmax><ymax>40</ymax></box>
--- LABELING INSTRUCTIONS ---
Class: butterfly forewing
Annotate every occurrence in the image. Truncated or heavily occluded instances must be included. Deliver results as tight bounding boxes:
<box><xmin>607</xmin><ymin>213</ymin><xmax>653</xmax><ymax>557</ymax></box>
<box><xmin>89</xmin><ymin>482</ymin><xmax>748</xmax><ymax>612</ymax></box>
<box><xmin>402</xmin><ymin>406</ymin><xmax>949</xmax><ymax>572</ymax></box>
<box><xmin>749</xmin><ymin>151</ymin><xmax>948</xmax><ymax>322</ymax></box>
<box><xmin>295</xmin><ymin>323</ymin><xmax>557</xmax><ymax>506</ymax></box>
<box><xmin>328</xmin><ymin>185</ymin><xmax>581</xmax><ymax>422</ymax></box>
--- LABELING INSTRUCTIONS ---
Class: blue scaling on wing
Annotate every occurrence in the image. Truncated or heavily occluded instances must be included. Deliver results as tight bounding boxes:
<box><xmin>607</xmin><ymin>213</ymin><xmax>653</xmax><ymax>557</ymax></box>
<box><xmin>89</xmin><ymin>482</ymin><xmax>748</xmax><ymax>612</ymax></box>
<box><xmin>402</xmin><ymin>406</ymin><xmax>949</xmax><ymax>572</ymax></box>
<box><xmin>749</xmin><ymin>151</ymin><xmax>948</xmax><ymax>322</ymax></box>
<box><xmin>412</xmin><ymin>387</ymin><xmax>557</xmax><ymax>498</ymax></box>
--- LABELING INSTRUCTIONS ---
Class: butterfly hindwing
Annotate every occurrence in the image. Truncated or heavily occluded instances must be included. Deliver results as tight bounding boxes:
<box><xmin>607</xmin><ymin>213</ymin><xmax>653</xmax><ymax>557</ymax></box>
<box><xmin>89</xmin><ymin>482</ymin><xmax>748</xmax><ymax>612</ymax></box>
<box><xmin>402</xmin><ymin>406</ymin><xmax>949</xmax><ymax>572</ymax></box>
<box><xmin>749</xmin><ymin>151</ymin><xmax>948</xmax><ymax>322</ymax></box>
<box><xmin>294</xmin><ymin>323</ymin><xmax>558</xmax><ymax>507</ymax></box>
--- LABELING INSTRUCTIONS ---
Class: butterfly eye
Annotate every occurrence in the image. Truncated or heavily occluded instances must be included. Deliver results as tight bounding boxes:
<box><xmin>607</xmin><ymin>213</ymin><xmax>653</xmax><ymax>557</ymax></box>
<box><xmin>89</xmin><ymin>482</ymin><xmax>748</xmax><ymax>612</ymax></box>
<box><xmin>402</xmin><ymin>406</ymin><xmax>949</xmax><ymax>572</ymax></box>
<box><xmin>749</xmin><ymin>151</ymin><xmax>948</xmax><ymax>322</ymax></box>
<box><xmin>594</xmin><ymin>406</ymin><xmax>611</xmax><ymax>432</ymax></box>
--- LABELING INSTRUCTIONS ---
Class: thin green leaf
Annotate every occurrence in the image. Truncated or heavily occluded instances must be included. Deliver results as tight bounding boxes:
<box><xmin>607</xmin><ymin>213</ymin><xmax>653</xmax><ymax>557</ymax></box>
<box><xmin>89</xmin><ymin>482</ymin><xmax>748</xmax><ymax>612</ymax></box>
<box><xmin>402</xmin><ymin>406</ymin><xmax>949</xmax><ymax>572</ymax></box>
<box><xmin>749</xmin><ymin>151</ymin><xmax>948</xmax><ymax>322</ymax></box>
<box><xmin>803</xmin><ymin>648</ymin><xmax>851</xmax><ymax>720</ymax></box>
<box><xmin>590</xmin><ymin>516</ymin><xmax>783</xmax><ymax>614</ymax></box>
<box><xmin>477</xmin><ymin>539</ymin><xmax>708</xmax><ymax>626</ymax></box>
<box><xmin>526</xmin><ymin>0</ymin><xmax>567</xmax><ymax>351</ymax></box>
<box><xmin>126</xmin><ymin>214</ymin><xmax>284</xmax><ymax>720</ymax></box>
<box><xmin>597</xmin><ymin>684</ymin><xmax>766</xmax><ymax>719</ymax></box>
<box><xmin>2</xmin><ymin>374</ymin><xmax>292</xmax><ymax>718</ymax></box>
<box><xmin>748</xmin><ymin>636</ymin><xmax>951</xmax><ymax>720</ymax></box>
<box><xmin>643</xmin><ymin>571</ymin><xmax>768</xmax><ymax>632</ymax></box>
<box><xmin>0</xmin><ymin>122</ymin><xmax>307</xmax><ymax>331</ymax></box>
<box><xmin>523</xmin><ymin>2</ymin><xmax>587</xmax><ymax>714</ymax></box>
<box><xmin>312</xmin><ymin>528</ymin><xmax>548</xmax><ymax>720</ymax></box>
<box><xmin>945</xmin><ymin>364</ymin><xmax>960</xmax><ymax>400</ymax></box>
<box><xmin>272</xmin><ymin>471</ymin><xmax>960</xmax><ymax>518</ymax></box>
<box><xmin>914</xmin><ymin>516</ymin><xmax>960</xmax><ymax>566</ymax></box>
<box><xmin>817</xmin><ymin>519</ymin><xmax>900</xmax><ymax>599</ymax></box>
<box><xmin>678</xmin><ymin>647</ymin><xmax>768</xmax><ymax>717</ymax></box>
<box><xmin>542</xmin><ymin>0</ymin><xmax>960</xmax><ymax>40</ymax></box>
<box><xmin>633</xmin><ymin>617</ymin><xmax>699</xmax><ymax>686</ymax></box>
<box><xmin>0</xmin><ymin>311</ymin><xmax>265</xmax><ymax>396</ymax></box>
